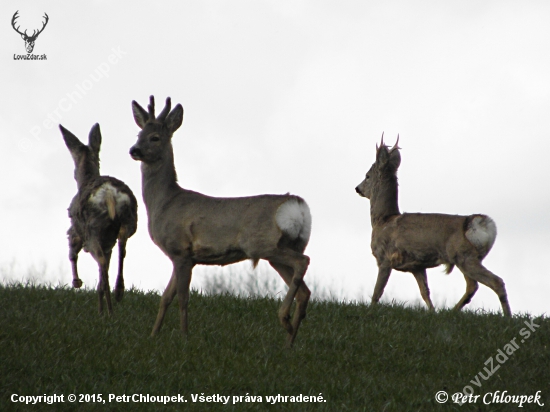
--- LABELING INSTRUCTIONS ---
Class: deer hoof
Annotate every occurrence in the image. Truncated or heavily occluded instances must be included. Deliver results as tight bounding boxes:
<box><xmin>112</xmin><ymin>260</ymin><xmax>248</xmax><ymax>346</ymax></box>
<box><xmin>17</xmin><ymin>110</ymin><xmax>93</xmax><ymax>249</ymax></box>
<box><xmin>72</xmin><ymin>279</ymin><xmax>83</xmax><ymax>288</ymax></box>
<box><xmin>286</xmin><ymin>333</ymin><xmax>296</xmax><ymax>349</ymax></box>
<box><xmin>285</xmin><ymin>323</ymin><xmax>294</xmax><ymax>336</ymax></box>
<box><xmin>114</xmin><ymin>287</ymin><xmax>124</xmax><ymax>302</ymax></box>
<box><xmin>279</xmin><ymin>314</ymin><xmax>293</xmax><ymax>334</ymax></box>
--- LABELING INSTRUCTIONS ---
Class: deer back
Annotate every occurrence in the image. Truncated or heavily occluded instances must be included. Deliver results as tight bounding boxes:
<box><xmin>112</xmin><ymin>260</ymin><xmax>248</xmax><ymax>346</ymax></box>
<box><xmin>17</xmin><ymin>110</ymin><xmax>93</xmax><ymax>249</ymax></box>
<box><xmin>129</xmin><ymin>96</ymin><xmax>311</xmax><ymax>266</ymax></box>
<box><xmin>61</xmin><ymin>124</ymin><xmax>138</xmax><ymax>248</ymax></box>
<box><xmin>357</xmin><ymin>135</ymin><xmax>496</xmax><ymax>272</ymax></box>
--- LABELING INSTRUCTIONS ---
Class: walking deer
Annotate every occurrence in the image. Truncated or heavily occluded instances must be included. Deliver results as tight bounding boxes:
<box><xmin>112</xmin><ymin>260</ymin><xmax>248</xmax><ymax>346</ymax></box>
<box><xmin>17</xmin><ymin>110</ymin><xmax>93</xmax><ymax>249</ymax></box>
<box><xmin>355</xmin><ymin>135</ymin><xmax>511</xmax><ymax>316</ymax></box>
<box><xmin>129</xmin><ymin>96</ymin><xmax>312</xmax><ymax>347</ymax></box>
<box><xmin>61</xmin><ymin>123</ymin><xmax>137</xmax><ymax>315</ymax></box>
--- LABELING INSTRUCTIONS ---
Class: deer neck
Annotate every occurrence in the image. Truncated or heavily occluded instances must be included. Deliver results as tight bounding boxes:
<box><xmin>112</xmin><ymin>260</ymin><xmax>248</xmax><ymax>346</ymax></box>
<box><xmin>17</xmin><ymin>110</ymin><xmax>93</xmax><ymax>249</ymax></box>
<box><xmin>75</xmin><ymin>165</ymin><xmax>100</xmax><ymax>190</ymax></box>
<box><xmin>370</xmin><ymin>175</ymin><xmax>400</xmax><ymax>226</ymax></box>
<box><xmin>140</xmin><ymin>151</ymin><xmax>180</xmax><ymax>213</ymax></box>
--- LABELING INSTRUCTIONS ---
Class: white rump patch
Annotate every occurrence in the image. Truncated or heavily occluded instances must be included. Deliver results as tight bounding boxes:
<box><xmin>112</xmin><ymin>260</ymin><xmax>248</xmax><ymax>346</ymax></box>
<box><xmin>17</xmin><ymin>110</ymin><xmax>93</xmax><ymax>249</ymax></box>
<box><xmin>465</xmin><ymin>215</ymin><xmax>497</xmax><ymax>252</ymax></box>
<box><xmin>89</xmin><ymin>183</ymin><xmax>131</xmax><ymax>215</ymax></box>
<box><xmin>275</xmin><ymin>198</ymin><xmax>312</xmax><ymax>242</ymax></box>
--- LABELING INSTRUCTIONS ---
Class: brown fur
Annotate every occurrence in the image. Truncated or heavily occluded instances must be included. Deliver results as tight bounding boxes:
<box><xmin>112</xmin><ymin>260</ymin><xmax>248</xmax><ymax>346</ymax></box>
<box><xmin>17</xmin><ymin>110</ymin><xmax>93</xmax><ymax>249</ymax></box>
<box><xmin>104</xmin><ymin>188</ymin><xmax>116</xmax><ymax>220</ymax></box>
<box><xmin>129</xmin><ymin>96</ymin><xmax>312</xmax><ymax>347</ymax></box>
<box><xmin>355</xmin><ymin>135</ymin><xmax>511</xmax><ymax>316</ymax></box>
<box><xmin>61</xmin><ymin>123</ymin><xmax>138</xmax><ymax>315</ymax></box>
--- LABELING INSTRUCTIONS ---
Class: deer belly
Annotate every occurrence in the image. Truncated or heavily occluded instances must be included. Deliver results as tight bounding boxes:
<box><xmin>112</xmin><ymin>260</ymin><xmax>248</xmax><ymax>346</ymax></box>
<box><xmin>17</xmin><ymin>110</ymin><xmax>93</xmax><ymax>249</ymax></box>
<box><xmin>386</xmin><ymin>249</ymin><xmax>442</xmax><ymax>271</ymax></box>
<box><xmin>191</xmin><ymin>245</ymin><xmax>248</xmax><ymax>265</ymax></box>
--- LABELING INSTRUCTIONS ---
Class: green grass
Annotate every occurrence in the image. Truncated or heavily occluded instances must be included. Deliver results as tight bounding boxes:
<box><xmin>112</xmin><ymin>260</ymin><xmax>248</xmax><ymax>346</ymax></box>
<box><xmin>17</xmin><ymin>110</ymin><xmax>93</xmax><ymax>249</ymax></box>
<box><xmin>0</xmin><ymin>283</ymin><xmax>548</xmax><ymax>411</ymax></box>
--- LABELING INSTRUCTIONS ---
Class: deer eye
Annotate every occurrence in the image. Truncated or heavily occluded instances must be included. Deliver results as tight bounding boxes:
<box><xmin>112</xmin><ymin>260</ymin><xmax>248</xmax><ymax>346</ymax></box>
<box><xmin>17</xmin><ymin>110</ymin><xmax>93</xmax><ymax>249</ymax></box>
<box><xmin>150</xmin><ymin>135</ymin><xmax>160</xmax><ymax>142</ymax></box>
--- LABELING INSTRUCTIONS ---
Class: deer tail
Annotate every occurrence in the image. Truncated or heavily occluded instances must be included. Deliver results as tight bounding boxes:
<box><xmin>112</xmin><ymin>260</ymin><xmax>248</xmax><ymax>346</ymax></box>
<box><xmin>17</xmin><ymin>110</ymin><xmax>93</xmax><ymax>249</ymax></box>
<box><xmin>464</xmin><ymin>214</ymin><xmax>497</xmax><ymax>256</ymax></box>
<box><xmin>104</xmin><ymin>188</ymin><xmax>116</xmax><ymax>220</ymax></box>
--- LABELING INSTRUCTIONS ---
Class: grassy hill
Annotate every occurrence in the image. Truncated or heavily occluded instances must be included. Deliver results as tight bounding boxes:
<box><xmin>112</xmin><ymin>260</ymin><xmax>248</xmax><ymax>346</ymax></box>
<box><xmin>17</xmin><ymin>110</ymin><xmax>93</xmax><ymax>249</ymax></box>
<box><xmin>0</xmin><ymin>283</ymin><xmax>548</xmax><ymax>411</ymax></box>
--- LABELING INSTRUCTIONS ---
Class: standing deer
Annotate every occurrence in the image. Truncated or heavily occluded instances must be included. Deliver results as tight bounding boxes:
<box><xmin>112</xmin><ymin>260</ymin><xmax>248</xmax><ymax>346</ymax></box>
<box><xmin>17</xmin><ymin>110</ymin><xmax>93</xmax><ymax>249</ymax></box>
<box><xmin>129</xmin><ymin>96</ymin><xmax>312</xmax><ymax>347</ymax></box>
<box><xmin>60</xmin><ymin>123</ymin><xmax>137</xmax><ymax>315</ymax></box>
<box><xmin>355</xmin><ymin>134</ymin><xmax>511</xmax><ymax>316</ymax></box>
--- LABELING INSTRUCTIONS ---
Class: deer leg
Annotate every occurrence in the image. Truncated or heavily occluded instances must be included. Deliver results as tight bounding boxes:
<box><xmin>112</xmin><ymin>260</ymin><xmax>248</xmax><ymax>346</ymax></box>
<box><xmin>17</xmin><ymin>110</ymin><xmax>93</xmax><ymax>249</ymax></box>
<box><xmin>88</xmin><ymin>243</ymin><xmax>105</xmax><ymax>315</ymax></box>
<box><xmin>457</xmin><ymin>259</ymin><xmax>511</xmax><ymax>317</ymax></box>
<box><xmin>151</xmin><ymin>258</ymin><xmax>193</xmax><ymax>337</ymax></box>
<box><xmin>114</xmin><ymin>228</ymin><xmax>128</xmax><ymax>302</ymax></box>
<box><xmin>151</xmin><ymin>272</ymin><xmax>177</xmax><ymax>336</ymax></box>
<box><xmin>268</xmin><ymin>262</ymin><xmax>294</xmax><ymax>333</ymax></box>
<box><xmin>174</xmin><ymin>259</ymin><xmax>194</xmax><ymax>337</ymax></box>
<box><xmin>68</xmin><ymin>229</ymin><xmax>83</xmax><ymax>288</ymax></box>
<box><xmin>269</xmin><ymin>262</ymin><xmax>311</xmax><ymax>347</ymax></box>
<box><xmin>371</xmin><ymin>266</ymin><xmax>392</xmax><ymax>305</ymax></box>
<box><xmin>411</xmin><ymin>269</ymin><xmax>435</xmax><ymax>310</ymax></box>
<box><xmin>267</xmin><ymin>250</ymin><xmax>310</xmax><ymax>342</ymax></box>
<box><xmin>90</xmin><ymin>244</ymin><xmax>113</xmax><ymax>316</ymax></box>
<box><xmin>103</xmin><ymin>250</ymin><xmax>113</xmax><ymax>315</ymax></box>
<box><xmin>288</xmin><ymin>282</ymin><xmax>311</xmax><ymax>347</ymax></box>
<box><xmin>453</xmin><ymin>275</ymin><xmax>479</xmax><ymax>311</ymax></box>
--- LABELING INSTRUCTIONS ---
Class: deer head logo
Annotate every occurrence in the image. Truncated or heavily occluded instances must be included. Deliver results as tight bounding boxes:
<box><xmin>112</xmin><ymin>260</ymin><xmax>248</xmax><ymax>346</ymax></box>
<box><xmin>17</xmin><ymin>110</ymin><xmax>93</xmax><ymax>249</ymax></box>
<box><xmin>11</xmin><ymin>11</ymin><xmax>49</xmax><ymax>54</ymax></box>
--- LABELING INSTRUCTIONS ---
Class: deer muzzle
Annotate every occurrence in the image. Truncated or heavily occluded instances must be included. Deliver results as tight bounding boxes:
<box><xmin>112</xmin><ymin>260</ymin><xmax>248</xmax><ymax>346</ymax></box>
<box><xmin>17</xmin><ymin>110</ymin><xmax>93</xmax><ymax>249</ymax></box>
<box><xmin>129</xmin><ymin>146</ymin><xmax>143</xmax><ymax>161</ymax></box>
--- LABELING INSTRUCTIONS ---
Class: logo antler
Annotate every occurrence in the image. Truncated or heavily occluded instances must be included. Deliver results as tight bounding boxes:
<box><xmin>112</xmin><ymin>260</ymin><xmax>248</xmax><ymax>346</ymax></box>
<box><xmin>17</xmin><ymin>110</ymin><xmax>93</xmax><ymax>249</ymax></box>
<box><xmin>12</xmin><ymin>11</ymin><xmax>49</xmax><ymax>54</ymax></box>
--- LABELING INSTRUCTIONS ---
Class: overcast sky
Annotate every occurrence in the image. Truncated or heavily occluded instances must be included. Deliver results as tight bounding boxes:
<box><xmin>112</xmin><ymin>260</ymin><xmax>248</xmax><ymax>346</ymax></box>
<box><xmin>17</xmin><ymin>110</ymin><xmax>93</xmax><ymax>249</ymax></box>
<box><xmin>1</xmin><ymin>1</ymin><xmax>549</xmax><ymax>316</ymax></box>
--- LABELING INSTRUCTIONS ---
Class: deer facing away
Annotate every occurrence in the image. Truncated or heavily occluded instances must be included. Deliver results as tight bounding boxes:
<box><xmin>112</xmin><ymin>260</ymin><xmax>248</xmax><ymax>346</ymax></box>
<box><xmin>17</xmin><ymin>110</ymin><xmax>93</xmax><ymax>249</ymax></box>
<box><xmin>355</xmin><ymin>135</ymin><xmax>511</xmax><ymax>316</ymax></box>
<box><xmin>129</xmin><ymin>96</ymin><xmax>312</xmax><ymax>347</ymax></box>
<box><xmin>61</xmin><ymin>123</ymin><xmax>138</xmax><ymax>315</ymax></box>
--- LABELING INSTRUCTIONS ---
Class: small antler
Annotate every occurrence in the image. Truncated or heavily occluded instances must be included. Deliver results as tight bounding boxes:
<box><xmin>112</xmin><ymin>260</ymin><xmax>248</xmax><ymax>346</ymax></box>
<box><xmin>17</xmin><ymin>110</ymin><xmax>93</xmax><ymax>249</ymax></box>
<box><xmin>376</xmin><ymin>132</ymin><xmax>384</xmax><ymax>151</ymax></box>
<box><xmin>157</xmin><ymin>98</ymin><xmax>172</xmax><ymax>122</ymax></box>
<box><xmin>390</xmin><ymin>134</ymin><xmax>401</xmax><ymax>153</ymax></box>
<box><xmin>146</xmin><ymin>96</ymin><xmax>172</xmax><ymax>123</ymax></box>
<box><xmin>147</xmin><ymin>96</ymin><xmax>156</xmax><ymax>120</ymax></box>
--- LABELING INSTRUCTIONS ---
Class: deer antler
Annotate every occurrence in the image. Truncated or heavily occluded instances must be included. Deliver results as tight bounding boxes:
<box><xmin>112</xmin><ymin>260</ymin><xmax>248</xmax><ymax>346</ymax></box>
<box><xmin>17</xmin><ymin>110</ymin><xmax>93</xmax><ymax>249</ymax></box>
<box><xmin>376</xmin><ymin>132</ymin><xmax>384</xmax><ymax>151</ymax></box>
<box><xmin>390</xmin><ymin>134</ymin><xmax>401</xmax><ymax>152</ymax></box>
<box><xmin>11</xmin><ymin>11</ymin><xmax>26</xmax><ymax>37</ymax></box>
<box><xmin>11</xmin><ymin>11</ymin><xmax>49</xmax><ymax>40</ymax></box>
<box><xmin>157</xmin><ymin>98</ymin><xmax>172</xmax><ymax>122</ymax></box>
<box><xmin>147</xmin><ymin>96</ymin><xmax>156</xmax><ymax>120</ymax></box>
<box><xmin>31</xmin><ymin>13</ymin><xmax>49</xmax><ymax>39</ymax></box>
<box><xmin>145</xmin><ymin>96</ymin><xmax>172</xmax><ymax>122</ymax></box>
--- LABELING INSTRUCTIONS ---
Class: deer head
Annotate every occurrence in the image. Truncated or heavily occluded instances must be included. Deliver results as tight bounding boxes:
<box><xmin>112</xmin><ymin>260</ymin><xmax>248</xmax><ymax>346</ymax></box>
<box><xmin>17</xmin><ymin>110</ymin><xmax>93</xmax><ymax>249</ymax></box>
<box><xmin>60</xmin><ymin>123</ymin><xmax>102</xmax><ymax>189</ymax></box>
<box><xmin>12</xmin><ymin>11</ymin><xmax>49</xmax><ymax>54</ymax></box>
<box><xmin>129</xmin><ymin>96</ymin><xmax>184</xmax><ymax>165</ymax></box>
<box><xmin>355</xmin><ymin>133</ymin><xmax>401</xmax><ymax>200</ymax></box>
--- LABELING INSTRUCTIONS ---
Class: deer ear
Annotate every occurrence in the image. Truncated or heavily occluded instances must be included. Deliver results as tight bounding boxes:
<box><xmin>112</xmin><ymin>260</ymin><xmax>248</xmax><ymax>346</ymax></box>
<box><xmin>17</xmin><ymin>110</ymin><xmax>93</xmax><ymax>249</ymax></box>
<box><xmin>88</xmin><ymin>123</ymin><xmax>102</xmax><ymax>155</ymax></box>
<box><xmin>376</xmin><ymin>146</ymin><xmax>401</xmax><ymax>171</ymax></box>
<box><xmin>132</xmin><ymin>100</ymin><xmax>148</xmax><ymax>129</ymax></box>
<box><xmin>166</xmin><ymin>104</ymin><xmax>184</xmax><ymax>135</ymax></box>
<box><xmin>60</xmin><ymin>124</ymin><xmax>84</xmax><ymax>154</ymax></box>
<box><xmin>376</xmin><ymin>145</ymin><xmax>390</xmax><ymax>169</ymax></box>
<box><xmin>389</xmin><ymin>149</ymin><xmax>401</xmax><ymax>170</ymax></box>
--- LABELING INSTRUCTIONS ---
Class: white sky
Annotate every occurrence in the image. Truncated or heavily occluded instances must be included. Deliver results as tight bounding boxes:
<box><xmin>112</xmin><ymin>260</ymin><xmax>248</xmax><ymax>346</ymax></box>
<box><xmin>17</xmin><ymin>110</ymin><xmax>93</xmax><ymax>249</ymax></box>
<box><xmin>1</xmin><ymin>1</ymin><xmax>549</xmax><ymax>316</ymax></box>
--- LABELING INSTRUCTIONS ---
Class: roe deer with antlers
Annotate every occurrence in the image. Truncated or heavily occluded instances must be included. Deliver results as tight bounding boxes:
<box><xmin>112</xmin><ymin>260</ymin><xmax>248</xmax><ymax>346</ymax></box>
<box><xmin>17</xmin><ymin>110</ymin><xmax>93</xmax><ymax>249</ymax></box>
<box><xmin>355</xmin><ymin>135</ymin><xmax>511</xmax><ymax>316</ymax></box>
<box><xmin>129</xmin><ymin>96</ymin><xmax>312</xmax><ymax>347</ymax></box>
<box><xmin>61</xmin><ymin>123</ymin><xmax>138</xmax><ymax>315</ymax></box>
